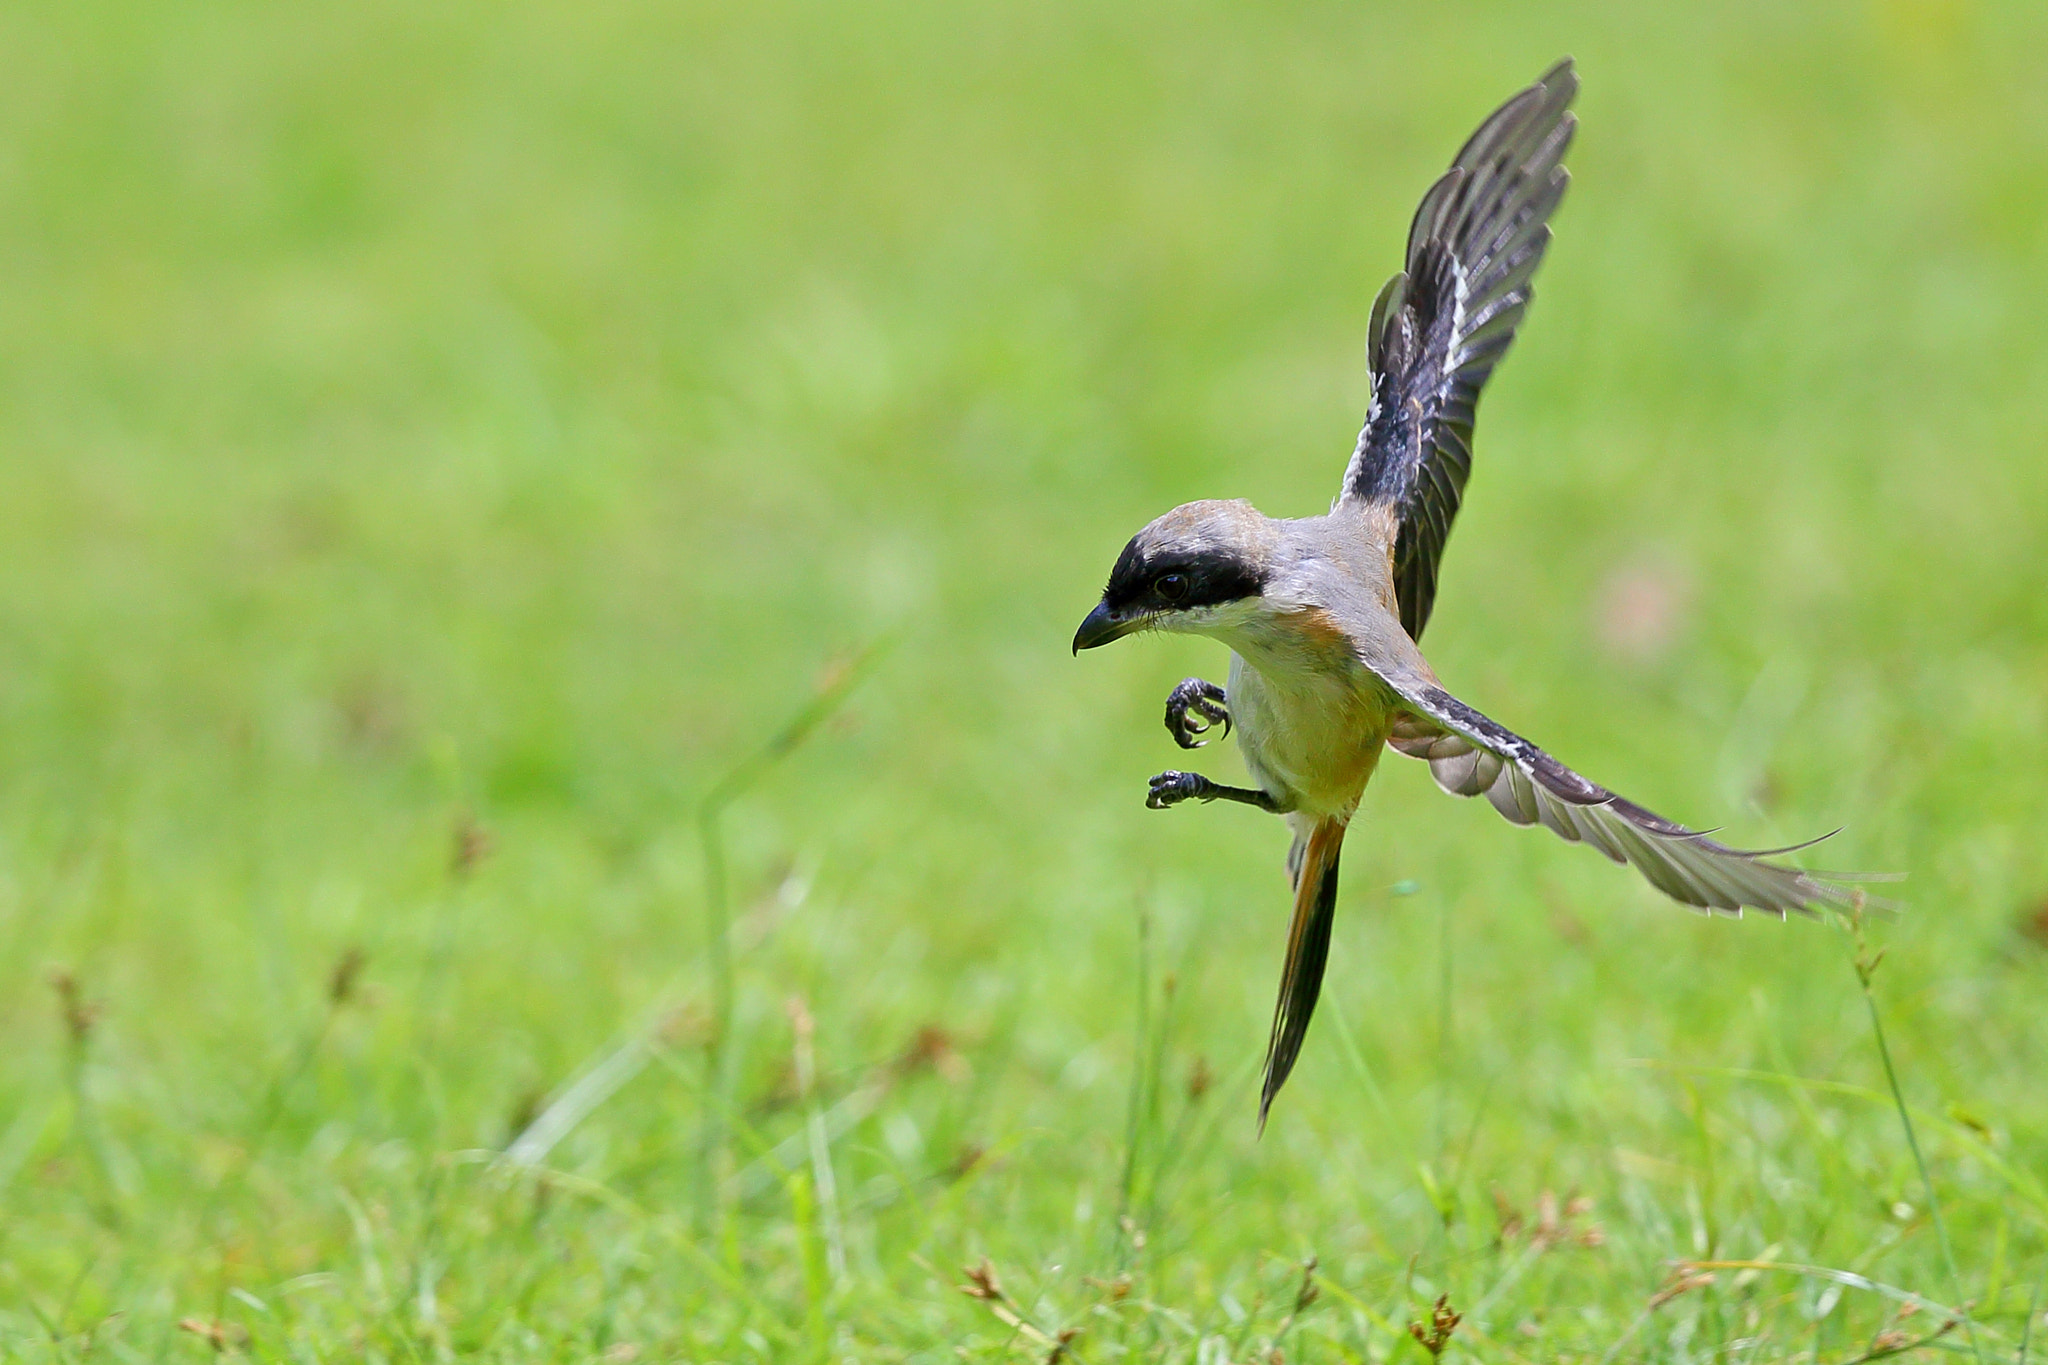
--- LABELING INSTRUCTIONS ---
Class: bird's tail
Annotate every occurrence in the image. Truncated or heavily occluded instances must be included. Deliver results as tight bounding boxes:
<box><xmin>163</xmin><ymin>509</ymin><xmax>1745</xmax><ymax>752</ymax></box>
<box><xmin>1260</xmin><ymin>814</ymin><xmax>1347</xmax><ymax>1131</ymax></box>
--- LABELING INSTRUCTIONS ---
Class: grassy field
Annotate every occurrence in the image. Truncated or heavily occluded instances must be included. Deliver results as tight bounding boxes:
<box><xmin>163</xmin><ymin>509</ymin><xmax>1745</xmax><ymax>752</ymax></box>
<box><xmin>4</xmin><ymin>0</ymin><xmax>2048</xmax><ymax>1358</ymax></box>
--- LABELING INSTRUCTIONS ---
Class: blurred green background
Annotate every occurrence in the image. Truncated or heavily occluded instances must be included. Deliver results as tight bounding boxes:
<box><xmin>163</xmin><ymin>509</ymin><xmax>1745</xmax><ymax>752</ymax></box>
<box><xmin>3</xmin><ymin>0</ymin><xmax>2047</xmax><ymax>1358</ymax></box>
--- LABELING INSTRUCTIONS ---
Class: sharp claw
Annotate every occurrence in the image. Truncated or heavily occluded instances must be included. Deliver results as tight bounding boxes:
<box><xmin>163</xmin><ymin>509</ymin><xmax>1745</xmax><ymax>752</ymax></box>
<box><xmin>1165</xmin><ymin>680</ymin><xmax>1232</xmax><ymax>752</ymax></box>
<box><xmin>1147</xmin><ymin>770</ymin><xmax>1199</xmax><ymax>809</ymax></box>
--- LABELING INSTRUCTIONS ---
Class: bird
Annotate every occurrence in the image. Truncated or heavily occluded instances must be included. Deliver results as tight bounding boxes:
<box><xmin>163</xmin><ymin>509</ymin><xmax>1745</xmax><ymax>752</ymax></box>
<box><xmin>1071</xmin><ymin>59</ymin><xmax>1861</xmax><ymax>1129</ymax></box>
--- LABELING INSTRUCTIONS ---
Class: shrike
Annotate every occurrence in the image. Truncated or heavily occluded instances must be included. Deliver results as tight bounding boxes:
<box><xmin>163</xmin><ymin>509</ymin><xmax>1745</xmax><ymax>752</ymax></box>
<box><xmin>1072</xmin><ymin>60</ymin><xmax>1858</xmax><ymax>1127</ymax></box>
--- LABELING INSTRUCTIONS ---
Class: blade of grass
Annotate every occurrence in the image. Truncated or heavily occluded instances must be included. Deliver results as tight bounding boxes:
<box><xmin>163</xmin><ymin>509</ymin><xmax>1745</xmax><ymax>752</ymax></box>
<box><xmin>1842</xmin><ymin>904</ymin><xmax>1985</xmax><ymax>1365</ymax></box>
<box><xmin>1681</xmin><ymin>1261</ymin><xmax>1996</xmax><ymax>1336</ymax></box>
<box><xmin>1114</xmin><ymin>908</ymin><xmax>1155</xmax><ymax>1274</ymax></box>
<box><xmin>1434</xmin><ymin>889</ymin><xmax>1453</xmax><ymax>1160</ymax></box>
<box><xmin>1321</xmin><ymin>989</ymin><xmax>1398</xmax><ymax>1137</ymax></box>
<box><xmin>788</xmin><ymin>996</ymin><xmax>847</xmax><ymax>1286</ymax></box>
<box><xmin>503</xmin><ymin>1034</ymin><xmax>652</xmax><ymax>1169</ymax></box>
<box><xmin>1627</xmin><ymin>1059</ymin><xmax>2048</xmax><ymax>1229</ymax></box>
<box><xmin>698</xmin><ymin>638</ymin><xmax>892</xmax><ymax>1240</ymax></box>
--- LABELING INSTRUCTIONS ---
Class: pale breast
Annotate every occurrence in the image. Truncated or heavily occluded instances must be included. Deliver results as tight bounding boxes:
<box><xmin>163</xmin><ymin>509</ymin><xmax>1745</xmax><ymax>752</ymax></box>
<box><xmin>1228</xmin><ymin>639</ymin><xmax>1393</xmax><ymax>819</ymax></box>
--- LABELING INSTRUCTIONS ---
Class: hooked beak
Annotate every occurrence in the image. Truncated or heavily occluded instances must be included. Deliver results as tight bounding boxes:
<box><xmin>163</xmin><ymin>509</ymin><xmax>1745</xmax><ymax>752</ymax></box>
<box><xmin>1072</xmin><ymin>599</ymin><xmax>1144</xmax><ymax>654</ymax></box>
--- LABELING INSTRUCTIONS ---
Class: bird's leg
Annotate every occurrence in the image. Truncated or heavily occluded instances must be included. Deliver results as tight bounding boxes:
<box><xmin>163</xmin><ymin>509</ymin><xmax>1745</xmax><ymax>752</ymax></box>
<box><xmin>1164</xmin><ymin>677</ymin><xmax>1230</xmax><ymax>750</ymax></box>
<box><xmin>1147</xmin><ymin>770</ymin><xmax>1288</xmax><ymax>813</ymax></box>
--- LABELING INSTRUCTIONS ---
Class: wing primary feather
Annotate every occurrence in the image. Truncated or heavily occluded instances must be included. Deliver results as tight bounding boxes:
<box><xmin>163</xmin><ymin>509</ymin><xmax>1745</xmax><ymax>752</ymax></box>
<box><xmin>1366</xmin><ymin>272</ymin><xmax>1408</xmax><ymax>375</ymax></box>
<box><xmin>1405</xmin><ymin>168</ymin><xmax>1469</xmax><ymax>267</ymax></box>
<box><xmin>1565</xmin><ymin>804</ymin><xmax>1631</xmax><ymax>864</ymax></box>
<box><xmin>1380</xmin><ymin>678</ymin><xmax>1879</xmax><ymax>917</ymax></box>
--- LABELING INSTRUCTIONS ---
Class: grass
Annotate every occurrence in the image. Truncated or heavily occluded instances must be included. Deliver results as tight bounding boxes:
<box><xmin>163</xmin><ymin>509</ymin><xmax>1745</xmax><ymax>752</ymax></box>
<box><xmin>3</xmin><ymin>0</ymin><xmax>2048</xmax><ymax>1357</ymax></box>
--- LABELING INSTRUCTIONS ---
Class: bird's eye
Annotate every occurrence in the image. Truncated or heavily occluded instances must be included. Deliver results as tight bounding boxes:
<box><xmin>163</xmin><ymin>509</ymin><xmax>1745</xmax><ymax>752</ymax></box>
<box><xmin>1155</xmin><ymin>572</ymin><xmax>1190</xmax><ymax>602</ymax></box>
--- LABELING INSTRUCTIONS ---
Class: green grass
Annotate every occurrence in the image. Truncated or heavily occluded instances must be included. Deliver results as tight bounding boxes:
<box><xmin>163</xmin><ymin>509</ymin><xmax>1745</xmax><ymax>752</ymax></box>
<box><xmin>4</xmin><ymin>0</ymin><xmax>2048</xmax><ymax>1358</ymax></box>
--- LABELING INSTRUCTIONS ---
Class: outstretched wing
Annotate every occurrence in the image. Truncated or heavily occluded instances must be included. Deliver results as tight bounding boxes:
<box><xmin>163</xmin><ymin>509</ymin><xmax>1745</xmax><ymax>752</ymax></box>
<box><xmin>1384</xmin><ymin>681</ymin><xmax>1861</xmax><ymax>916</ymax></box>
<box><xmin>1342</xmin><ymin>59</ymin><xmax>1578</xmax><ymax>642</ymax></box>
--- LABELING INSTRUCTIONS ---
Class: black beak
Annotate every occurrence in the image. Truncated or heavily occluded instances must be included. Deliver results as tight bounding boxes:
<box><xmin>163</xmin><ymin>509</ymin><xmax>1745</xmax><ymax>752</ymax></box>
<box><xmin>1072</xmin><ymin>599</ymin><xmax>1140</xmax><ymax>654</ymax></box>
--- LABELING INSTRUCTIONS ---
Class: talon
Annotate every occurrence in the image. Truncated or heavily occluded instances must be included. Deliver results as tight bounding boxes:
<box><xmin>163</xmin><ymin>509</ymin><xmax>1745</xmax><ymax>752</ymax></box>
<box><xmin>1147</xmin><ymin>770</ymin><xmax>1207</xmax><ymax>809</ymax></box>
<box><xmin>1165</xmin><ymin>678</ymin><xmax>1232</xmax><ymax>751</ymax></box>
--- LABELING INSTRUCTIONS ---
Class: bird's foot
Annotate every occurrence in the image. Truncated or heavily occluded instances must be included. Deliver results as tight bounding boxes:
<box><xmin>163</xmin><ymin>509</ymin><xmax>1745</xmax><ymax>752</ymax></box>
<box><xmin>1147</xmin><ymin>770</ymin><xmax>1212</xmax><ymax>809</ymax></box>
<box><xmin>1149</xmin><ymin>770</ymin><xmax>1290</xmax><ymax>813</ymax></box>
<box><xmin>1164</xmin><ymin>677</ymin><xmax>1230</xmax><ymax>750</ymax></box>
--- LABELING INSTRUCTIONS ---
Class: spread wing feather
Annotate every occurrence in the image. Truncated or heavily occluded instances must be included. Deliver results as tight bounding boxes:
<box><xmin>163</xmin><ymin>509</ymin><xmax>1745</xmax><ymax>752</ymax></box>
<box><xmin>1342</xmin><ymin>59</ymin><xmax>1578</xmax><ymax>642</ymax></box>
<box><xmin>1384</xmin><ymin>682</ymin><xmax>1862</xmax><ymax>917</ymax></box>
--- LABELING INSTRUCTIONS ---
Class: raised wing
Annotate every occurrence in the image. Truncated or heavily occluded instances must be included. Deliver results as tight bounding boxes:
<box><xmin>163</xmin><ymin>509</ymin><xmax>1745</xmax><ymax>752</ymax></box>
<box><xmin>1384</xmin><ymin>681</ymin><xmax>1863</xmax><ymax>916</ymax></box>
<box><xmin>1342</xmin><ymin>59</ymin><xmax>1577</xmax><ymax>642</ymax></box>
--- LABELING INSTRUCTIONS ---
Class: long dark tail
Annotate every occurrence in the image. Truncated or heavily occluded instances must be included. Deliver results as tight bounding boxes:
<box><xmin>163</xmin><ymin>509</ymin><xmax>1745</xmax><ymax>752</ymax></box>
<box><xmin>1259</xmin><ymin>815</ymin><xmax>1347</xmax><ymax>1131</ymax></box>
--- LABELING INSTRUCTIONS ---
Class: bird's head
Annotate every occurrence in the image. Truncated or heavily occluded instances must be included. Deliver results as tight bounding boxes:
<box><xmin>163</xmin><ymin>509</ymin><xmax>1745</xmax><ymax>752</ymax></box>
<box><xmin>1073</xmin><ymin>499</ymin><xmax>1274</xmax><ymax>654</ymax></box>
